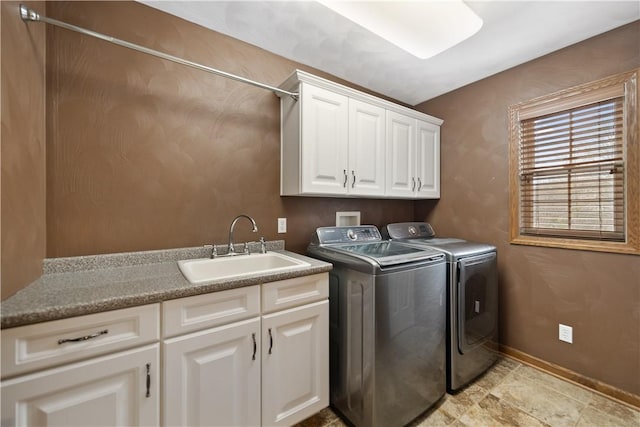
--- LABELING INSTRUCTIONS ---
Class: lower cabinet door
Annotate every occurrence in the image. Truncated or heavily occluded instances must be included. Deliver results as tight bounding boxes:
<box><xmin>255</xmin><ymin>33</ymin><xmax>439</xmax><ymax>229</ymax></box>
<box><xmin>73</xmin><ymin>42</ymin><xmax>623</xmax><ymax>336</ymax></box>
<box><xmin>262</xmin><ymin>300</ymin><xmax>329</xmax><ymax>426</ymax></box>
<box><xmin>163</xmin><ymin>317</ymin><xmax>261</xmax><ymax>427</ymax></box>
<box><xmin>1</xmin><ymin>344</ymin><xmax>159</xmax><ymax>427</ymax></box>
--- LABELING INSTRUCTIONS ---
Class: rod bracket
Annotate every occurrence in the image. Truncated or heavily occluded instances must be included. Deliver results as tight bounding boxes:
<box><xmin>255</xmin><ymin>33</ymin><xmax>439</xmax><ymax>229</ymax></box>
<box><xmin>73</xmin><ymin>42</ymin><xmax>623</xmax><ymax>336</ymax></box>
<box><xmin>20</xmin><ymin>4</ymin><xmax>39</xmax><ymax>22</ymax></box>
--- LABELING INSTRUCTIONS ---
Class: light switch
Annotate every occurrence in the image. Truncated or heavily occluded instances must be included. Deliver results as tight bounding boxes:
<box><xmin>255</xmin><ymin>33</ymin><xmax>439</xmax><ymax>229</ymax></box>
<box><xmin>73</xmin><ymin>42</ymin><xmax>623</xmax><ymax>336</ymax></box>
<box><xmin>277</xmin><ymin>218</ymin><xmax>287</xmax><ymax>233</ymax></box>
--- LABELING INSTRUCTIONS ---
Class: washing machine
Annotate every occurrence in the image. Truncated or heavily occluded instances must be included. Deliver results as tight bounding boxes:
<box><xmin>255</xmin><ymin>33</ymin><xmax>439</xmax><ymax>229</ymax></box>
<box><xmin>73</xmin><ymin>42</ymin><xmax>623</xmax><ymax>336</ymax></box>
<box><xmin>307</xmin><ymin>226</ymin><xmax>447</xmax><ymax>427</ymax></box>
<box><xmin>382</xmin><ymin>222</ymin><xmax>499</xmax><ymax>392</ymax></box>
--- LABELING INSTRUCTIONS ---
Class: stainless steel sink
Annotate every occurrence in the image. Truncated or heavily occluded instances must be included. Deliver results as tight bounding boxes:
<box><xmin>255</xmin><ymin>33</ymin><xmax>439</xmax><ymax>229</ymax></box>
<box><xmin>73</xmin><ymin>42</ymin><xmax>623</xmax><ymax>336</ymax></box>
<box><xmin>178</xmin><ymin>252</ymin><xmax>310</xmax><ymax>284</ymax></box>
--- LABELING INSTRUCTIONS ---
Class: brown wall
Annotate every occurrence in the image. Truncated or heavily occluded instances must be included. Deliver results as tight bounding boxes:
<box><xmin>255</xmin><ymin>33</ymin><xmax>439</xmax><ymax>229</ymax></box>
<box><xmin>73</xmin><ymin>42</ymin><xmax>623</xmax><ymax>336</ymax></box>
<box><xmin>415</xmin><ymin>21</ymin><xmax>640</xmax><ymax>395</ymax></box>
<box><xmin>1</xmin><ymin>1</ymin><xmax>47</xmax><ymax>299</ymax></box>
<box><xmin>44</xmin><ymin>0</ymin><xmax>413</xmax><ymax>258</ymax></box>
<box><xmin>3</xmin><ymin>0</ymin><xmax>638</xmax><ymax>397</ymax></box>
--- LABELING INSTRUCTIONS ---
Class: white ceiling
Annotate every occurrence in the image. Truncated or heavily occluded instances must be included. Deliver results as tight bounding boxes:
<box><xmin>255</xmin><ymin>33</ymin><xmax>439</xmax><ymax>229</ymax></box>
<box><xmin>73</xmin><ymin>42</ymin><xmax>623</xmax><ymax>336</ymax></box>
<box><xmin>140</xmin><ymin>1</ymin><xmax>640</xmax><ymax>106</ymax></box>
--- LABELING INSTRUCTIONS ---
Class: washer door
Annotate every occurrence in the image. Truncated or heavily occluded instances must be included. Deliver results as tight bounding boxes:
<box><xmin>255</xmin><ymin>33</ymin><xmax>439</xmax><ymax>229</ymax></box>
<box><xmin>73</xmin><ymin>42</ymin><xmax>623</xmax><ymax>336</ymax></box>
<box><xmin>457</xmin><ymin>252</ymin><xmax>498</xmax><ymax>354</ymax></box>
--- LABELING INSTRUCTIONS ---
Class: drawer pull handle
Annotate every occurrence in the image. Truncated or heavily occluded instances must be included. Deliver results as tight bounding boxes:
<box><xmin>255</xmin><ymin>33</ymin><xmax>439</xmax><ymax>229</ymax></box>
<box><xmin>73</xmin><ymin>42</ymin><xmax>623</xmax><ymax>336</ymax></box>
<box><xmin>252</xmin><ymin>333</ymin><xmax>257</xmax><ymax>360</ymax></box>
<box><xmin>58</xmin><ymin>329</ymin><xmax>108</xmax><ymax>344</ymax></box>
<box><xmin>412</xmin><ymin>177</ymin><xmax>416</xmax><ymax>192</ymax></box>
<box><xmin>351</xmin><ymin>170</ymin><xmax>356</xmax><ymax>188</ymax></box>
<box><xmin>343</xmin><ymin>170</ymin><xmax>348</xmax><ymax>188</ymax></box>
<box><xmin>268</xmin><ymin>328</ymin><xmax>273</xmax><ymax>354</ymax></box>
<box><xmin>146</xmin><ymin>363</ymin><xmax>151</xmax><ymax>398</ymax></box>
<box><xmin>417</xmin><ymin>177</ymin><xmax>422</xmax><ymax>192</ymax></box>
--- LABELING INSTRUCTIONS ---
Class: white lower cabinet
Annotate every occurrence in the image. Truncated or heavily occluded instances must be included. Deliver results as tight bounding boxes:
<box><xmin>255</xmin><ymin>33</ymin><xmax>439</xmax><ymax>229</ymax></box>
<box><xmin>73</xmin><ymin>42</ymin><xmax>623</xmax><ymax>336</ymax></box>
<box><xmin>1</xmin><ymin>344</ymin><xmax>160</xmax><ymax>427</ymax></box>
<box><xmin>262</xmin><ymin>300</ymin><xmax>329</xmax><ymax>426</ymax></box>
<box><xmin>163</xmin><ymin>317</ymin><xmax>261</xmax><ymax>427</ymax></box>
<box><xmin>162</xmin><ymin>274</ymin><xmax>330</xmax><ymax>427</ymax></box>
<box><xmin>1</xmin><ymin>304</ymin><xmax>161</xmax><ymax>427</ymax></box>
<box><xmin>0</xmin><ymin>274</ymin><xmax>329</xmax><ymax>427</ymax></box>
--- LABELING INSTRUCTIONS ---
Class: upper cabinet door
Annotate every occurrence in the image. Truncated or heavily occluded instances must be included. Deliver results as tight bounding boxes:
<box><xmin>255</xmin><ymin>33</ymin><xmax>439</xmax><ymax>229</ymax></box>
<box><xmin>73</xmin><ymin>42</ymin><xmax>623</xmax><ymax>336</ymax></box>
<box><xmin>301</xmin><ymin>83</ymin><xmax>349</xmax><ymax>194</ymax></box>
<box><xmin>416</xmin><ymin>120</ymin><xmax>441</xmax><ymax>198</ymax></box>
<box><xmin>385</xmin><ymin>111</ymin><xmax>416</xmax><ymax>197</ymax></box>
<box><xmin>348</xmin><ymin>99</ymin><xmax>386</xmax><ymax>196</ymax></box>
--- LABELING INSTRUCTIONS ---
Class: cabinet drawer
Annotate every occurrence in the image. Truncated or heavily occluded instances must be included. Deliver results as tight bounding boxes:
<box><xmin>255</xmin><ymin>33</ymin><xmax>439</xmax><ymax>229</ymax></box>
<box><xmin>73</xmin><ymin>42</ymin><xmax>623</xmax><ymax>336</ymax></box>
<box><xmin>1</xmin><ymin>304</ymin><xmax>160</xmax><ymax>379</ymax></box>
<box><xmin>162</xmin><ymin>285</ymin><xmax>260</xmax><ymax>338</ymax></box>
<box><xmin>262</xmin><ymin>273</ymin><xmax>328</xmax><ymax>314</ymax></box>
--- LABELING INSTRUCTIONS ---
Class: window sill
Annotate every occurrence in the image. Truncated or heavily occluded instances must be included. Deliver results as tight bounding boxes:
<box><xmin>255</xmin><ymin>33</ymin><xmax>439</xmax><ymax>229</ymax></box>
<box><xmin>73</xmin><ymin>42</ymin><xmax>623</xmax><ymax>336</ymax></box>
<box><xmin>510</xmin><ymin>234</ymin><xmax>640</xmax><ymax>255</ymax></box>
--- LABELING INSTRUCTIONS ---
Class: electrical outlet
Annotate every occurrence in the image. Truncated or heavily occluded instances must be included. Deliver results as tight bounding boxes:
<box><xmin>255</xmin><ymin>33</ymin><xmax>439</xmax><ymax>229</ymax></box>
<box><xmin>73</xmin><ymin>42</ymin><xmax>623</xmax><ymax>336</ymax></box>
<box><xmin>559</xmin><ymin>324</ymin><xmax>573</xmax><ymax>344</ymax></box>
<box><xmin>277</xmin><ymin>218</ymin><xmax>287</xmax><ymax>233</ymax></box>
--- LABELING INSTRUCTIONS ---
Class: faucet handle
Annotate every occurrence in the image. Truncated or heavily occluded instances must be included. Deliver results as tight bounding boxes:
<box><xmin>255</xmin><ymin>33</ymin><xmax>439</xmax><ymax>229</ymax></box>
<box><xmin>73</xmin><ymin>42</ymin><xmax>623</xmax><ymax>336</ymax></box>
<box><xmin>211</xmin><ymin>244</ymin><xmax>218</xmax><ymax>259</ymax></box>
<box><xmin>260</xmin><ymin>237</ymin><xmax>267</xmax><ymax>254</ymax></box>
<box><xmin>243</xmin><ymin>242</ymin><xmax>250</xmax><ymax>255</ymax></box>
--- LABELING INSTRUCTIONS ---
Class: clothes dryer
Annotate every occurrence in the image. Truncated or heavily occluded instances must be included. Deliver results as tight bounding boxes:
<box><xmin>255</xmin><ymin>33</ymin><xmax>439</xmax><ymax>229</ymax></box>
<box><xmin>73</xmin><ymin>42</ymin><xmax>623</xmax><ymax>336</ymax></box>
<box><xmin>382</xmin><ymin>222</ymin><xmax>499</xmax><ymax>392</ymax></box>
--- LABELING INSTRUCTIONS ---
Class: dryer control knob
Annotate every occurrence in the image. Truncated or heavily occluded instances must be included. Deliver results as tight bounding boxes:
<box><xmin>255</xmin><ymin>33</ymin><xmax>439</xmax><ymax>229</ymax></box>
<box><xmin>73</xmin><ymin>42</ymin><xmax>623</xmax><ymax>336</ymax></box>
<box><xmin>347</xmin><ymin>229</ymin><xmax>357</xmax><ymax>240</ymax></box>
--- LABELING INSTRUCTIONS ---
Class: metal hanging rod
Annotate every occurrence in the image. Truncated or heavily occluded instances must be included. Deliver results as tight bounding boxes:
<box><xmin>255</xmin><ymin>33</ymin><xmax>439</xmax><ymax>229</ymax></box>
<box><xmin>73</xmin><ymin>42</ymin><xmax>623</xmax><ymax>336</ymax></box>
<box><xmin>19</xmin><ymin>4</ymin><xmax>299</xmax><ymax>100</ymax></box>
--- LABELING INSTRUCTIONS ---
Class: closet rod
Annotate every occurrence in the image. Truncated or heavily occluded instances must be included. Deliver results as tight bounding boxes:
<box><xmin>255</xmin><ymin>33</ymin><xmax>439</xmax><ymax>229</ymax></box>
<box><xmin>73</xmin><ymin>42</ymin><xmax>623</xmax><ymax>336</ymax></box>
<box><xmin>19</xmin><ymin>4</ymin><xmax>299</xmax><ymax>100</ymax></box>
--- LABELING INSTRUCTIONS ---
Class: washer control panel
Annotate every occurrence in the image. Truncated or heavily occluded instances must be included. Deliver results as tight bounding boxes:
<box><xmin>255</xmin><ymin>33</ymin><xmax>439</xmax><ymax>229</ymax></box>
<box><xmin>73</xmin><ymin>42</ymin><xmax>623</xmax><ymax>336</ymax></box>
<box><xmin>383</xmin><ymin>222</ymin><xmax>436</xmax><ymax>240</ymax></box>
<box><xmin>313</xmin><ymin>226</ymin><xmax>382</xmax><ymax>244</ymax></box>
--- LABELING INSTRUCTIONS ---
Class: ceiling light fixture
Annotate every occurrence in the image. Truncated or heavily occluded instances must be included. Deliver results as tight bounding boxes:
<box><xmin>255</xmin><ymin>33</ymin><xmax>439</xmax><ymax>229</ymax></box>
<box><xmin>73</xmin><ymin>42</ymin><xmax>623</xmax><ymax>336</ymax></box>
<box><xmin>318</xmin><ymin>0</ymin><xmax>483</xmax><ymax>59</ymax></box>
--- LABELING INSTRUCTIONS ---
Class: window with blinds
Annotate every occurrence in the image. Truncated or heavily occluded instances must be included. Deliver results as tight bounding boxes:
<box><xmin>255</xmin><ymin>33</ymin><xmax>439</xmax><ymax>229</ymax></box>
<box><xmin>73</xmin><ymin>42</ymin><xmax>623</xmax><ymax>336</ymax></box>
<box><xmin>519</xmin><ymin>98</ymin><xmax>624</xmax><ymax>240</ymax></box>
<box><xmin>509</xmin><ymin>69</ymin><xmax>639</xmax><ymax>255</ymax></box>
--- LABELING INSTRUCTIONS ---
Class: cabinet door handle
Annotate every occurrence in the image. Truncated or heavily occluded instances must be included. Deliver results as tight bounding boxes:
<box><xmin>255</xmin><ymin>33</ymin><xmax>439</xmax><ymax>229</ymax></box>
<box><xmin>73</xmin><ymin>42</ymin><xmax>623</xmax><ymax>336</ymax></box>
<box><xmin>252</xmin><ymin>333</ymin><xmax>257</xmax><ymax>360</ymax></box>
<box><xmin>417</xmin><ymin>177</ymin><xmax>422</xmax><ymax>192</ymax></box>
<box><xmin>268</xmin><ymin>328</ymin><xmax>273</xmax><ymax>354</ymax></box>
<box><xmin>343</xmin><ymin>170</ymin><xmax>348</xmax><ymax>187</ymax></box>
<box><xmin>351</xmin><ymin>170</ymin><xmax>356</xmax><ymax>188</ymax></box>
<box><xmin>145</xmin><ymin>363</ymin><xmax>151</xmax><ymax>398</ymax></box>
<box><xmin>412</xmin><ymin>177</ymin><xmax>416</xmax><ymax>192</ymax></box>
<box><xmin>58</xmin><ymin>329</ymin><xmax>108</xmax><ymax>345</ymax></box>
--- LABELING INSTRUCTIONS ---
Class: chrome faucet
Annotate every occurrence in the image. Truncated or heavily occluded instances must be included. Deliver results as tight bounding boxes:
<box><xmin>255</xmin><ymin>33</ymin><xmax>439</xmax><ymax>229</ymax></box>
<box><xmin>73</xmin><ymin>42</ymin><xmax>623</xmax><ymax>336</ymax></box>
<box><xmin>228</xmin><ymin>214</ymin><xmax>258</xmax><ymax>255</ymax></box>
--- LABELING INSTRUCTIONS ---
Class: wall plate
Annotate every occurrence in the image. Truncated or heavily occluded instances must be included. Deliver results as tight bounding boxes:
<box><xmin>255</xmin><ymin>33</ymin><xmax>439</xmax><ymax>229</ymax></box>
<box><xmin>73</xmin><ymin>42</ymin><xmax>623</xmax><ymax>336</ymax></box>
<box><xmin>336</xmin><ymin>211</ymin><xmax>361</xmax><ymax>227</ymax></box>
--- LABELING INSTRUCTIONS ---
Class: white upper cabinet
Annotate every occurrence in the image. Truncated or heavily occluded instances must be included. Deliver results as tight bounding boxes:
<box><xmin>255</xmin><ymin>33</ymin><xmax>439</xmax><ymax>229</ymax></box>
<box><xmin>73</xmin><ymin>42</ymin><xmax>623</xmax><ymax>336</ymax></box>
<box><xmin>348</xmin><ymin>99</ymin><xmax>386</xmax><ymax>196</ymax></box>
<box><xmin>300</xmin><ymin>84</ymin><xmax>349</xmax><ymax>195</ymax></box>
<box><xmin>283</xmin><ymin>83</ymin><xmax>384</xmax><ymax>197</ymax></box>
<box><xmin>386</xmin><ymin>114</ymin><xmax>441</xmax><ymax>199</ymax></box>
<box><xmin>279</xmin><ymin>70</ymin><xmax>442</xmax><ymax>199</ymax></box>
<box><xmin>386</xmin><ymin>111</ymin><xmax>416</xmax><ymax>197</ymax></box>
<box><xmin>416</xmin><ymin>120</ymin><xmax>441</xmax><ymax>198</ymax></box>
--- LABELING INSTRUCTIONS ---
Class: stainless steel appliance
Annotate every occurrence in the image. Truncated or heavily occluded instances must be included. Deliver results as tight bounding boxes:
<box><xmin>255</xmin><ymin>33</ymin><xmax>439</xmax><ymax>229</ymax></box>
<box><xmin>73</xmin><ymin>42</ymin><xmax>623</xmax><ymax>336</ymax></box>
<box><xmin>307</xmin><ymin>226</ymin><xmax>447</xmax><ymax>427</ymax></box>
<box><xmin>382</xmin><ymin>222</ymin><xmax>499</xmax><ymax>393</ymax></box>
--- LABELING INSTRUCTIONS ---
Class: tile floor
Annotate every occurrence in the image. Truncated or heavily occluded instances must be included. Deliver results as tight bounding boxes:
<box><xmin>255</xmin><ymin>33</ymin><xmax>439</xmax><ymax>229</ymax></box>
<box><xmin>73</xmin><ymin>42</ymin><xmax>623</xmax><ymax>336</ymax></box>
<box><xmin>296</xmin><ymin>357</ymin><xmax>640</xmax><ymax>427</ymax></box>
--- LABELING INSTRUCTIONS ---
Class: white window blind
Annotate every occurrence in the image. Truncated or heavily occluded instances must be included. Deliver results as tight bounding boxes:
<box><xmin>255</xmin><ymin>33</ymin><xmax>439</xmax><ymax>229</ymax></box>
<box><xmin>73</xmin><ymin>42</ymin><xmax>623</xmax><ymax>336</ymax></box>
<box><xmin>518</xmin><ymin>97</ymin><xmax>625</xmax><ymax>241</ymax></box>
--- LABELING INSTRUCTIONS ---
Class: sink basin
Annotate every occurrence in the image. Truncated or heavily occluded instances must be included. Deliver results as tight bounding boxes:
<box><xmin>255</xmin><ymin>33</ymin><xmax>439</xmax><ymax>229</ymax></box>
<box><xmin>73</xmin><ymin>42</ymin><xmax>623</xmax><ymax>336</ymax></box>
<box><xmin>178</xmin><ymin>252</ymin><xmax>311</xmax><ymax>284</ymax></box>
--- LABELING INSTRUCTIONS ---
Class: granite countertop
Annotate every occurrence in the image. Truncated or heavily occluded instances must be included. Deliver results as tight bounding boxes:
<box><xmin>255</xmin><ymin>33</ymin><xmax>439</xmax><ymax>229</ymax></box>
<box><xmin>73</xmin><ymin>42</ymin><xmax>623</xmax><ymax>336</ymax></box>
<box><xmin>1</xmin><ymin>241</ymin><xmax>332</xmax><ymax>329</ymax></box>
